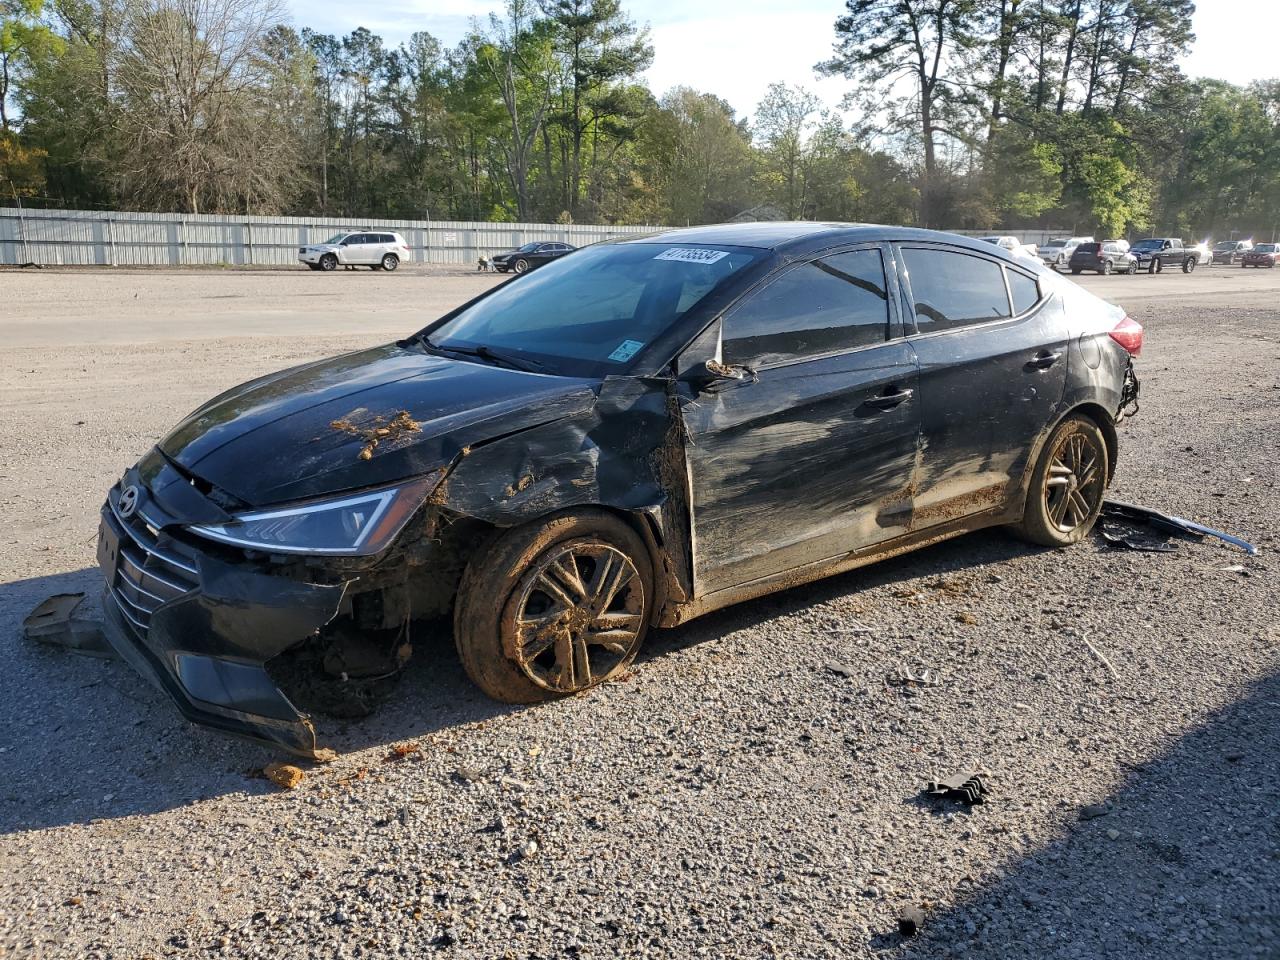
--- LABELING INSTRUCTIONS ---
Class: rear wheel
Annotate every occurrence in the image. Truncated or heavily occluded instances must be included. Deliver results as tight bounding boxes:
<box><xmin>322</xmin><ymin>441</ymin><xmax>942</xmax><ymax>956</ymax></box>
<box><xmin>1070</xmin><ymin>267</ymin><xmax>1082</xmax><ymax>275</ymax></box>
<box><xmin>1013</xmin><ymin>415</ymin><xmax>1109</xmax><ymax>548</ymax></box>
<box><xmin>381</xmin><ymin>253</ymin><xmax>399</xmax><ymax>272</ymax></box>
<box><xmin>454</xmin><ymin>510</ymin><xmax>654</xmax><ymax>703</ymax></box>
<box><xmin>320</xmin><ymin>254</ymin><xmax>338</xmax><ymax>271</ymax></box>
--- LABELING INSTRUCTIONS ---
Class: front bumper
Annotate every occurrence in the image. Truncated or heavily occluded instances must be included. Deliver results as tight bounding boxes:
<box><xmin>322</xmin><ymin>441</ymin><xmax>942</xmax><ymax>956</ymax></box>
<box><xmin>97</xmin><ymin>477</ymin><xmax>348</xmax><ymax>756</ymax></box>
<box><xmin>298</xmin><ymin>248</ymin><xmax>333</xmax><ymax>264</ymax></box>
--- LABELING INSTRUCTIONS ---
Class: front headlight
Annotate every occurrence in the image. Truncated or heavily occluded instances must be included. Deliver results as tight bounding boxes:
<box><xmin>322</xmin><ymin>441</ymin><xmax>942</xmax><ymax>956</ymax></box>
<box><xmin>189</xmin><ymin>473</ymin><xmax>441</xmax><ymax>556</ymax></box>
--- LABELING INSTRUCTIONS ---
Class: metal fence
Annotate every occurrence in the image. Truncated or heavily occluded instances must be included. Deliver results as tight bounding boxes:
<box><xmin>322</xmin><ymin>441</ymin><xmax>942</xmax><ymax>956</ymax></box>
<box><xmin>0</xmin><ymin>208</ymin><xmax>657</xmax><ymax>267</ymax></box>
<box><xmin>0</xmin><ymin>207</ymin><xmax>1084</xmax><ymax>267</ymax></box>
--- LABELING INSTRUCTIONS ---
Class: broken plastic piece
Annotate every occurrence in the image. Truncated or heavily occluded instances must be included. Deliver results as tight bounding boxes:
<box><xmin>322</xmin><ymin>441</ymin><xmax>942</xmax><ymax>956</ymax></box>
<box><xmin>23</xmin><ymin>594</ymin><xmax>115</xmax><ymax>657</ymax></box>
<box><xmin>1097</xmin><ymin>522</ymin><xmax>1176</xmax><ymax>553</ymax></box>
<box><xmin>924</xmin><ymin>771</ymin><xmax>988</xmax><ymax>805</ymax></box>
<box><xmin>1101</xmin><ymin>500</ymin><xmax>1258</xmax><ymax>556</ymax></box>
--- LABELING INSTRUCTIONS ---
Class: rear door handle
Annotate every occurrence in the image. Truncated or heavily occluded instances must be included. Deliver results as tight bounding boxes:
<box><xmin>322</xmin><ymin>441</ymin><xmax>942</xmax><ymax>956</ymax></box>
<box><xmin>1027</xmin><ymin>350</ymin><xmax>1062</xmax><ymax>370</ymax></box>
<box><xmin>863</xmin><ymin>387</ymin><xmax>914</xmax><ymax>411</ymax></box>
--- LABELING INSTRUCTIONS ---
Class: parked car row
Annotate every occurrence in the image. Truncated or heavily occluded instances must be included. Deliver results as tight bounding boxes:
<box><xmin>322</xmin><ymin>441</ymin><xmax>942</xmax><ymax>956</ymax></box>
<box><xmin>297</xmin><ymin>234</ymin><xmax>579</xmax><ymax>275</ymax></box>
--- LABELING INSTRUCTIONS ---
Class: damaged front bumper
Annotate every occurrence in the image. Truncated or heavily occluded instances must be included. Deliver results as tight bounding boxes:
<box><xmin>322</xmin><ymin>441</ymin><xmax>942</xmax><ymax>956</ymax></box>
<box><xmin>97</xmin><ymin>476</ymin><xmax>348</xmax><ymax>757</ymax></box>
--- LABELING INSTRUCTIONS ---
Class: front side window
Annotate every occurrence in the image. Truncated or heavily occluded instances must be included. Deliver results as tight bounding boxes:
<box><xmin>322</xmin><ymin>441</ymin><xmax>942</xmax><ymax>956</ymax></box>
<box><xmin>900</xmin><ymin>248</ymin><xmax>1012</xmax><ymax>333</ymax></box>
<box><xmin>722</xmin><ymin>249</ymin><xmax>890</xmax><ymax>367</ymax></box>
<box><xmin>429</xmin><ymin>242</ymin><xmax>767</xmax><ymax>376</ymax></box>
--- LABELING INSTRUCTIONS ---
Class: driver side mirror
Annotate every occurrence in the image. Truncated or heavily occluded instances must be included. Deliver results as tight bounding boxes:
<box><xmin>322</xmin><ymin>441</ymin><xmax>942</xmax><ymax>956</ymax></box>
<box><xmin>682</xmin><ymin>358</ymin><xmax>756</xmax><ymax>393</ymax></box>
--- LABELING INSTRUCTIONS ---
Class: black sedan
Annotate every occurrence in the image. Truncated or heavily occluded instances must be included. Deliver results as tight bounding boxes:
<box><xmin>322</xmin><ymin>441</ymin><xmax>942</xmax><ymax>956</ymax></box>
<box><xmin>93</xmin><ymin>224</ymin><xmax>1142</xmax><ymax>756</ymax></box>
<box><xmin>490</xmin><ymin>240</ymin><xmax>576</xmax><ymax>274</ymax></box>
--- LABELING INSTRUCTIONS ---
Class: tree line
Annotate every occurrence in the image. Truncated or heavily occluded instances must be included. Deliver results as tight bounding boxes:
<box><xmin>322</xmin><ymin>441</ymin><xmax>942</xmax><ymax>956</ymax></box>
<box><xmin>1</xmin><ymin>0</ymin><xmax>1277</xmax><ymax>238</ymax></box>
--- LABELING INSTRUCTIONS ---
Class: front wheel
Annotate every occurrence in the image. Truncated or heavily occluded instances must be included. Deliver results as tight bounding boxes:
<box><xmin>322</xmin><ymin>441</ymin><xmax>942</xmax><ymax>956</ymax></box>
<box><xmin>513</xmin><ymin>258</ymin><xmax>530</xmax><ymax>275</ymax></box>
<box><xmin>1101</xmin><ymin>260</ymin><xmax>1113</xmax><ymax>275</ymax></box>
<box><xmin>1127</xmin><ymin>261</ymin><xmax>1137</xmax><ymax>275</ymax></box>
<box><xmin>319</xmin><ymin>253</ymin><xmax>338</xmax><ymax>271</ymax></box>
<box><xmin>1013</xmin><ymin>415</ymin><xmax>1109</xmax><ymax>548</ymax></box>
<box><xmin>453</xmin><ymin>510</ymin><xmax>654</xmax><ymax>703</ymax></box>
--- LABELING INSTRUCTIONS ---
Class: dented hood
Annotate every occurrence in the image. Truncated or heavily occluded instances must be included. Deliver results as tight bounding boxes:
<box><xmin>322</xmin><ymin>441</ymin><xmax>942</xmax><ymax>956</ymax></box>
<box><xmin>159</xmin><ymin>343</ymin><xmax>599</xmax><ymax>505</ymax></box>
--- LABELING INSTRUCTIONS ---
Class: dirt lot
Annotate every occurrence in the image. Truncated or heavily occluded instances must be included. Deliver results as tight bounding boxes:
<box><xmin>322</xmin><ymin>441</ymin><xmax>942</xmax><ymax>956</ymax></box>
<box><xmin>1</xmin><ymin>264</ymin><xmax>1277</xmax><ymax>959</ymax></box>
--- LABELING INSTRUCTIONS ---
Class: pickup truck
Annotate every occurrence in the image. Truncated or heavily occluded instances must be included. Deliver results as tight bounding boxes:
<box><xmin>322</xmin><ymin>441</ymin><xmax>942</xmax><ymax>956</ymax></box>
<box><xmin>1130</xmin><ymin>238</ymin><xmax>1199</xmax><ymax>273</ymax></box>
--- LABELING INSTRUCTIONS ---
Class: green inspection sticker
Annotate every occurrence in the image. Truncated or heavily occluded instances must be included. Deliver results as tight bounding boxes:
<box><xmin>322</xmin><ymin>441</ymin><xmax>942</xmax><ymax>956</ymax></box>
<box><xmin>607</xmin><ymin>339</ymin><xmax>645</xmax><ymax>362</ymax></box>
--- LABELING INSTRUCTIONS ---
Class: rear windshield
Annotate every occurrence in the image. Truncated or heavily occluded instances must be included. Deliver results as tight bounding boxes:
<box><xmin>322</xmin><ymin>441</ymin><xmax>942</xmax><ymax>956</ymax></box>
<box><xmin>1042</xmin><ymin>240</ymin><xmax>1066</xmax><ymax>248</ymax></box>
<box><xmin>1076</xmin><ymin>243</ymin><xmax>1100</xmax><ymax>254</ymax></box>
<box><xmin>427</xmin><ymin>242</ymin><xmax>768</xmax><ymax>376</ymax></box>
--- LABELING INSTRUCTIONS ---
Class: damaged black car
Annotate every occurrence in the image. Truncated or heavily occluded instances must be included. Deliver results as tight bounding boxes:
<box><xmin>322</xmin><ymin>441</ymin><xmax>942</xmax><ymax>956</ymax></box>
<box><xmin>96</xmin><ymin>223</ymin><xmax>1142</xmax><ymax>756</ymax></box>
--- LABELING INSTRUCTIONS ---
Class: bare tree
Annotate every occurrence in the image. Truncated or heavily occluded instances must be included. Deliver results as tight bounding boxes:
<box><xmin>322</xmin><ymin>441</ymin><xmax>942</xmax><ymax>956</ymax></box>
<box><xmin>112</xmin><ymin>0</ymin><xmax>302</xmax><ymax>212</ymax></box>
<box><xmin>472</xmin><ymin>0</ymin><xmax>556</xmax><ymax>221</ymax></box>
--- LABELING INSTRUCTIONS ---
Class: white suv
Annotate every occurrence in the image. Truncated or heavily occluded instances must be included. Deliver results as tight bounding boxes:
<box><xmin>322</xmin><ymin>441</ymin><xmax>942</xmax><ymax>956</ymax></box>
<box><xmin>299</xmin><ymin>231</ymin><xmax>410</xmax><ymax>272</ymax></box>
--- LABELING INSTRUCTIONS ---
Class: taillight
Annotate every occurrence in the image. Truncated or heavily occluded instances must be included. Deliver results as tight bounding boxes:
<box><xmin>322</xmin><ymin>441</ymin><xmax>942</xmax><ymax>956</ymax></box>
<box><xmin>1109</xmin><ymin>316</ymin><xmax>1144</xmax><ymax>356</ymax></box>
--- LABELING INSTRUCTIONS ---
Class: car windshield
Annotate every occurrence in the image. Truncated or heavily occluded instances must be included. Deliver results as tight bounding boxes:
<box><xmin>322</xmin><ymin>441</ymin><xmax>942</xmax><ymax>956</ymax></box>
<box><xmin>1255</xmin><ymin>244</ymin><xmax>1277</xmax><ymax>253</ymax></box>
<box><xmin>1213</xmin><ymin>241</ymin><xmax>1237</xmax><ymax>250</ymax></box>
<box><xmin>1043</xmin><ymin>240</ymin><xmax>1066</xmax><ymax>248</ymax></box>
<box><xmin>427</xmin><ymin>242</ymin><xmax>767</xmax><ymax>376</ymax></box>
<box><xmin>324</xmin><ymin>234</ymin><xmax>349</xmax><ymax>244</ymax></box>
<box><xmin>517</xmin><ymin>242</ymin><xmax>541</xmax><ymax>252</ymax></box>
<box><xmin>1132</xmin><ymin>239</ymin><xmax>1162</xmax><ymax>250</ymax></box>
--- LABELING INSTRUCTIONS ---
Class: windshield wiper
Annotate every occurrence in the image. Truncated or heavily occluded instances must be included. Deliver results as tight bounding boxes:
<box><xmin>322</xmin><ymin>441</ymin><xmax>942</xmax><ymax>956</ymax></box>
<box><xmin>417</xmin><ymin>337</ymin><xmax>546</xmax><ymax>373</ymax></box>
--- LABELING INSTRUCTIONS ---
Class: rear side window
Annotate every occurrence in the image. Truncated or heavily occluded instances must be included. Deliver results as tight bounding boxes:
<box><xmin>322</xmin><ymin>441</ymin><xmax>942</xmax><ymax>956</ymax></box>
<box><xmin>900</xmin><ymin>248</ymin><xmax>1011</xmax><ymax>333</ymax></box>
<box><xmin>1007</xmin><ymin>271</ymin><xmax>1041</xmax><ymax>314</ymax></box>
<box><xmin>723</xmin><ymin>248</ymin><xmax>890</xmax><ymax>366</ymax></box>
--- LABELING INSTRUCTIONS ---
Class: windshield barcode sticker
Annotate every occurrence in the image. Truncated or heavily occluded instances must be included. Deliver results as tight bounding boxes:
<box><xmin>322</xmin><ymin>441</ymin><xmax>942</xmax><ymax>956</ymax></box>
<box><xmin>654</xmin><ymin>248</ymin><xmax>730</xmax><ymax>264</ymax></box>
<box><xmin>608</xmin><ymin>340</ymin><xmax>645</xmax><ymax>362</ymax></box>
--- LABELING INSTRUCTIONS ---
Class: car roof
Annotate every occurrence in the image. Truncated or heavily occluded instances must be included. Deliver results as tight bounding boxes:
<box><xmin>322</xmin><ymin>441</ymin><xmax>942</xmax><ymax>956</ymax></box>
<box><xmin>616</xmin><ymin>222</ymin><xmax>1023</xmax><ymax>259</ymax></box>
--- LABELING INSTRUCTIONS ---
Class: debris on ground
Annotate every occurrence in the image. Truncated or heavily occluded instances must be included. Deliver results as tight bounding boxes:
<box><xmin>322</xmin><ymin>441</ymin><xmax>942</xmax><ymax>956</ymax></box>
<box><xmin>385</xmin><ymin>742</ymin><xmax>422</xmax><ymax>762</ymax></box>
<box><xmin>1100</xmin><ymin>500</ymin><xmax>1259</xmax><ymax>555</ymax></box>
<box><xmin>954</xmin><ymin>611</ymin><xmax>979</xmax><ymax>625</ymax></box>
<box><xmin>22</xmin><ymin>594</ymin><xmax>114</xmax><ymax>657</ymax></box>
<box><xmin>898</xmin><ymin>904</ymin><xmax>926</xmax><ymax>937</ymax></box>
<box><xmin>825</xmin><ymin>660</ymin><xmax>860</xmax><ymax>678</ymax></box>
<box><xmin>262</xmin><ymin>762</ymin><xmax>305</xmax><ymax>790</ymax></box>
<box><xmin>924</xmin><ymin>771</ymin><xmax>989</xmax><ymax>805</ymax></box>
<box><xmin>1079</xmin><ymin>803</ymin><xmax>1111</xmax><ymax>821</ymax></box>
<box><xmin>887</xmin><ymin>665</ymin><xmax>940</xmax><ymax>688</ymax></box>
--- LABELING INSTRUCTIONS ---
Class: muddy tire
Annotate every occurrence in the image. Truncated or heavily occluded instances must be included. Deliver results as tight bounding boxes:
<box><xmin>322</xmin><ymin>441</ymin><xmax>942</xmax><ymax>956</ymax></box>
<box><xmin>1013</xmin><ymin>415</ymin><xmax>1110</xmax><ymax>548</ymax></box>
<box><xmin>453</xmin><ymin>510</ymin><xmax>653</xmax><ymax>704</ymax></box>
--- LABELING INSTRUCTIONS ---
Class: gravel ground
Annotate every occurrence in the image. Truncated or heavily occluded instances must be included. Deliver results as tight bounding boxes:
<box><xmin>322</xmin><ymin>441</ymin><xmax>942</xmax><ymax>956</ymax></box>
<box><xmin>0</xmin><ymin>266</ymin><xmax>1277</xmax><ymax>959</ymax></box>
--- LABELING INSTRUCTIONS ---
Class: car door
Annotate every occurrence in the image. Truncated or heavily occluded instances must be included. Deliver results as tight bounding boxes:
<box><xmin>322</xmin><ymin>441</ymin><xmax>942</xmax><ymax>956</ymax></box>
<box><xmin>679</xmin><ymin>245</ymin><xmax>923</xmax><ymax>596</ymax></box>
<box><xmin>338</xmin><ymin>234</ymin><xmax>365</xmax><ymax>264</ymax></box>
<box><xmin>895</xmin><ymin>244</ymin><xmax>1067</xmax><ymax>529</ymax></box>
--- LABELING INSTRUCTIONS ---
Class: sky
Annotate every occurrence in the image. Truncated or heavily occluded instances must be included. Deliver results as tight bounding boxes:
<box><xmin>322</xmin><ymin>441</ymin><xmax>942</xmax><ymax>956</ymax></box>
<box><xmin>287</xmin><ymin>0</ymin><xmax>1280</xmax><ymax>121</ymax></box>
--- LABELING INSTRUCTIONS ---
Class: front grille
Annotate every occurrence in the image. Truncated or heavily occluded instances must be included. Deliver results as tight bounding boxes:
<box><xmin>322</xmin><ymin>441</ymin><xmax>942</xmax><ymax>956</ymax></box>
<box><xmin>103</xmin><ymin>495</ymin><xmax>200</xmax><ymax>638</ymax></box>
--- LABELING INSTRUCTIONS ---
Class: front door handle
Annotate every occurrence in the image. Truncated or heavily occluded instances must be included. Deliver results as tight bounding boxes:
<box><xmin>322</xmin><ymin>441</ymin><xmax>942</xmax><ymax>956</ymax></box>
<box><xmin>863</xmin><ymin>386</ymin><xmax>914</xmax><ymax>411</ymax></box>
<box><xmin>1027</xmin><ymin>350</ymin><xmax>1062</xmax><ymax>370</ymax></box>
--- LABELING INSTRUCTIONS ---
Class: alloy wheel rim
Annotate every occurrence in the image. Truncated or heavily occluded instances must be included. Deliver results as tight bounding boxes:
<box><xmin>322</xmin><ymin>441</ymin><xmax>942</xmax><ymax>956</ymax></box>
<box><xmin>1044</xmin><ymin>432</ymin><xmax>1104</xmax><ymax>533</ymax></box>
<box><xmin>506</xmin><ymin>541</ymin><xmax>644</xmax><ymax>693</ymax></box>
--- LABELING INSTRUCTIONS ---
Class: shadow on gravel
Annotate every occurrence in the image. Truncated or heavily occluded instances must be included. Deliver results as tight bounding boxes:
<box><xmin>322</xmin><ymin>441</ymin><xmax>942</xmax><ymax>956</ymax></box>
<box><xmin>875</xmin><ymin>668</ymin><xmax>1280</xmax><ymax>958</ymax></box>
<box><xmin>0</xmin><ymin>529</ymin><xmax>1040</xmax><ymax>835</ymax></box>
<box><xmin>645</xmin><ymin>527</ymin><xmax>1036</xmax><ymax>662</ymax></box>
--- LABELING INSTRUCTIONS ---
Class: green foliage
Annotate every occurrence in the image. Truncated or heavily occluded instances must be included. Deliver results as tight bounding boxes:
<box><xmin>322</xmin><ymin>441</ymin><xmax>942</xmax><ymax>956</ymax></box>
<box><xmin>1</xmin><ymin>0</ymin><xmax>1274</xmax><ymax>237</ymax></box>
